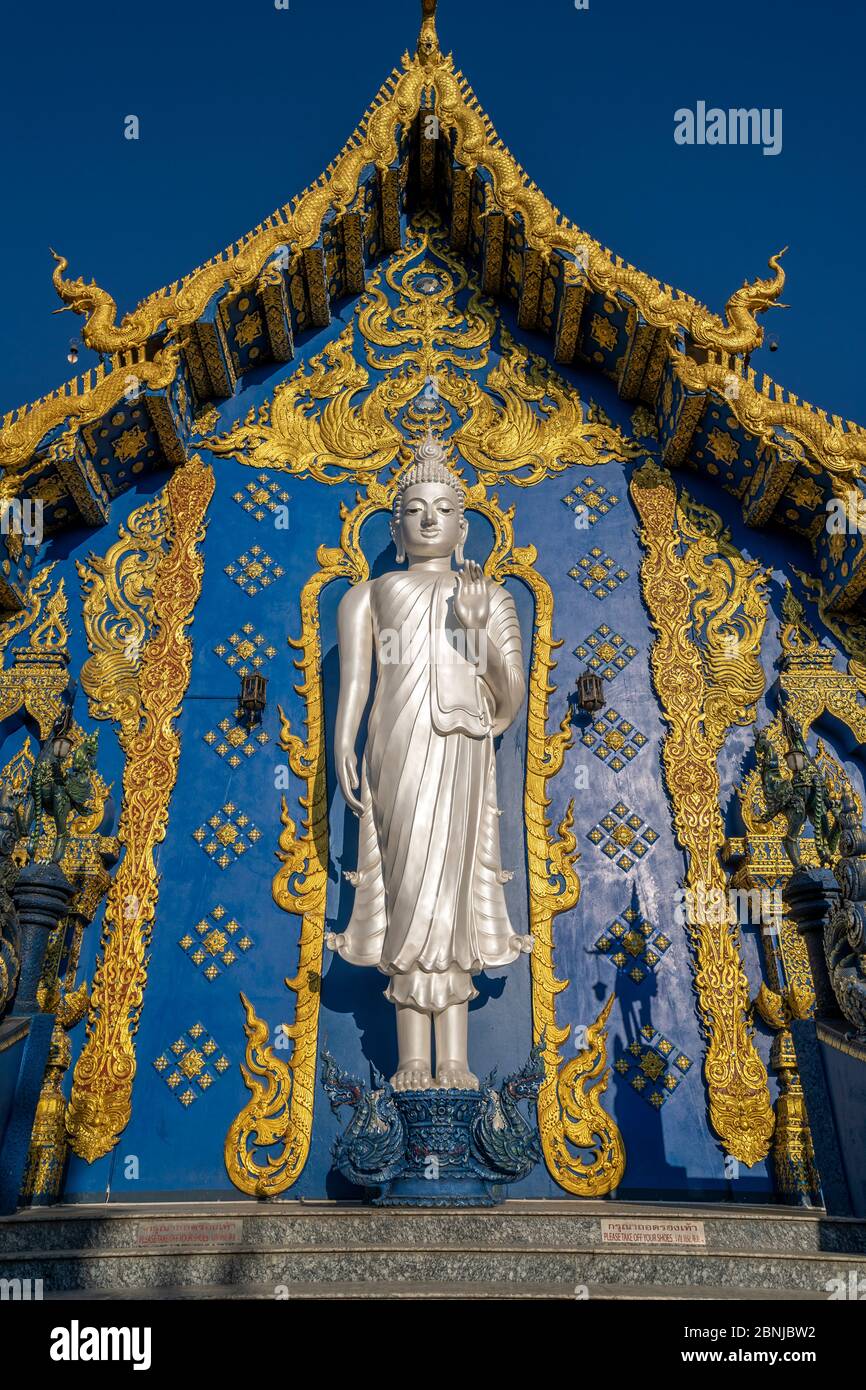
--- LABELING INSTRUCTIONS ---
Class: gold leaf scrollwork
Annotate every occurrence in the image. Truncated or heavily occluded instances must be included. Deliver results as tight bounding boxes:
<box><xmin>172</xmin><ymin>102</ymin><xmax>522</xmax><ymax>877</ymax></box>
<box><xmin>224</xmin><ymin>994</ymin><xmax>297</xmax><ymax>1196</ymax></box>
<box><xmin>792</xmin><ymin>569</ymin><xmax>866</xmax><ymax>697</ymax></box>
<box><xmin>453</xmin><ymin>329</ymin><xmax>640</xmax><ymax>487</ymax></box>
<box><xmin>0</xmin><ymin>564</ymin><xmax>71</xmax><ymax>738</ymax></box>
<box><xmin>76</xmin><ymin>496</ymin><xmax>167</xmax><ymax>745</ymax></box>
<box><xmin>225</xmin><ymin>472</ymin><xmax>624</xmax><ymax>1196</ymax></box>
<box><xmin>0</xmin><ymin>564</ymin><xmax>57</xmax><ymax>658</ymax></box>
<box><xmin>204</xmin><ymin>219</ymin><xmax>637</xmax><ymax>492</ymax></box>
<box><xmin>205</xmin><ymin>323</ymin><xmax>404</xmax><ymax>484</ymax></box>
<box><xmin>550</xmin><ymin>995</ymin><xmax>626</xmax><ymax>1192</ymax></box>
<box><xmin>776</xmin><ymin>582</ymin><xmax>866</xmax><ymax>743</ymax></box>
<box><xmin>630</xmin><ymin>459</ymin><xmax>774</xmax><ymax>1167</ymax></box>
<box><xmin>357</xmin><ymin>219</ymin><xmax>495</xmax><ymax>375</ymax></box>
<box><xmin>65</xmin><ymin>456</ymin><xmax>214</xmax><ymax>1162</ymax></box>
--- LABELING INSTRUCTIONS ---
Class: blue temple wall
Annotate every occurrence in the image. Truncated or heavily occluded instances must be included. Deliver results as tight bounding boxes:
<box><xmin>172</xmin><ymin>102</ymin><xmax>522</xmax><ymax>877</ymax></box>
<box><xmin>4</xmin><ymin>223</ymin><xmax>861</xmax><ymax>1208</ymax></box>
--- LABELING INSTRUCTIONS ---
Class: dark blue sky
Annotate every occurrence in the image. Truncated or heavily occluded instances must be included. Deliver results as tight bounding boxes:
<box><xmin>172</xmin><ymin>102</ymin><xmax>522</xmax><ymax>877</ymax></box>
<box><xmin>1</xmin><ymin>0</ymin><xmax>862</xmax><ymax>424</ymax></box>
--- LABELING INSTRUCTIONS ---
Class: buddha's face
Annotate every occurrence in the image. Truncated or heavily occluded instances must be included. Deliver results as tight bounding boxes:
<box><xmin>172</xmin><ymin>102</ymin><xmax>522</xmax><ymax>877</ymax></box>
<box><xmin>395</xmin><ymin>482</ymin><xmax>466</xmax><ymax>560</ymax></box>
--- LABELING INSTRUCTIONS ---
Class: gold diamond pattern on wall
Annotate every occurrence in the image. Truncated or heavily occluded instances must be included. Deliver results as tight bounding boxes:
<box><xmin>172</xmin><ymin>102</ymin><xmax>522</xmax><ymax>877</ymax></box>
<box><xmin>581</xmin><ymin>709</ymin><xmax>648</xmax><ymax>773</ymax></box>
<box><xmin>561</xmin><ymin>475</ymin><xmax>620</xmax><ymax>526</ymax></box>
<box><xmin>595</xmin><ymin>908</ymin><xmax>671</xmax><ymax>984</ymax></box>
<box><xmin>574</xmin><ymin>626</ymin><xmax>639</xmax><ymax>681</ymax></box>
<box><xmin>224</xmin><ymin>545</ymin><xmax>285</xmax><ymax>597</ymax></box>
<box><xmin>214</xmin><ymin>624</ymin><xmax>278</xmax><ymax>677</ymax></box>
<box><xmin>587</xmin><ymin>801</ymin><xmax>659</xmax><ymax>872</ymax></box>
<box><xmin>568</xmin><ymin>548</ymin><xmax>629</xmax><ymax>600</ymax></box>
<box><xmin>192</xmin><ymin>802</ymin><xmax>262</xmax><ymax>870</ymax></box>
<box><xmin>614</xmin><ymin>1025</ymin><xmax>692</xmax><ymax>1109</ymax></box>
<box><xmin>152</xmin><ymin>1023</ymin><xmax>231</xmax><ymax>1107</ymax></box>
<box><xmin>178</xmin><ymin>905</ymin><xmax>253</xmax><ymax>981</ymax></box>
<box><xmin>203</xmin><ymin>717</ymin><xmax>270</xmax><ymax>768</ymax></box>
<box><xmin>233</xmin><ymin>472</ymin><xmax>291</xmax><ymax>522</ymax></box>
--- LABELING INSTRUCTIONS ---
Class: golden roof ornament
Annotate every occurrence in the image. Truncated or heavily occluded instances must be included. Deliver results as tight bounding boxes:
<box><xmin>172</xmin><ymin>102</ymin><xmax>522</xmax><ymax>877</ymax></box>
<box><xmin>417</xmin><ymin>0</ymin><xmax>440</xmax><ymax>65</ymax></box>
<box><xmin>2</xmin><ymin>0</ymin><xmax>862</xmax><ymax>574</ymax></box>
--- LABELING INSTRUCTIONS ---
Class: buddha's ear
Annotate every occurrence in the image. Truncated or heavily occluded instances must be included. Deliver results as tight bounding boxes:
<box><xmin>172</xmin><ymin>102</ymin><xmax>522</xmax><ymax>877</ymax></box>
<box><xmin>390</xmin><ymin>516</ymin><xmax>406</xmax><ymax>564</ymax></box>
<box><xmin>455</xmin><ymin>515</ymin><xmax>468</xmax><ymax>566</ymax></box>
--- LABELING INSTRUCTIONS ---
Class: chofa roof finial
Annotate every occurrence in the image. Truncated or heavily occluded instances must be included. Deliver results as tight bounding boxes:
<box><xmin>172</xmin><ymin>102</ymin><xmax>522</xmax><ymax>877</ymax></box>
<box><xmin>417</xmin><ymin>0</ymin><xmax>440</xmax><ymax>64</ymax></box>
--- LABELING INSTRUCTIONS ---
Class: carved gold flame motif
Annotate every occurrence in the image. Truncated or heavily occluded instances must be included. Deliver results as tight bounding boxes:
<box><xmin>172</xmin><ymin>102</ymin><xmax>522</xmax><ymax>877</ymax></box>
<box><xmin>205</xmin><ymin>219</ymin><xmax>637</xmax><ymax>489</ymax></box>
<box><xmin>630</xmin><ymin>460</ymin><xmax>775</xmax><ymax>1167</ymax></box>
<box><xmin>66</xmin><ymin>456</ymin><xmax>214</xmax><ymax>1162</ymax></box>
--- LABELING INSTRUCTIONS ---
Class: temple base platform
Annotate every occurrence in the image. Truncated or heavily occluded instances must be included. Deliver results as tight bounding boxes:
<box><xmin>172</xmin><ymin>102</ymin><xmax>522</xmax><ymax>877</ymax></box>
<box><xmin>3</xmin><ymin>1200</ymin><xmax>866</xmax><ymax>1300</ymax></box>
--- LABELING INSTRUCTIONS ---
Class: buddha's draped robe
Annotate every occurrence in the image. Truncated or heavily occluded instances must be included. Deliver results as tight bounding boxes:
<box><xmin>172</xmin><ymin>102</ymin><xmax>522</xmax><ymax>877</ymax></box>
<box><xmin>335</xmin><ymin>569</ymin><xmax>526</xmax><ymax>1013</ymax></box>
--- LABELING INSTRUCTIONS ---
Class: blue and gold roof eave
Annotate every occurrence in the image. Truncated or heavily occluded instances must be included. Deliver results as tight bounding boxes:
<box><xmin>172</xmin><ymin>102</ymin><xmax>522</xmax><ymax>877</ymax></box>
<box><xmin>0</xmin><ymin>0</ymin><xmax>864</xmax><ymax>614</ymax></box>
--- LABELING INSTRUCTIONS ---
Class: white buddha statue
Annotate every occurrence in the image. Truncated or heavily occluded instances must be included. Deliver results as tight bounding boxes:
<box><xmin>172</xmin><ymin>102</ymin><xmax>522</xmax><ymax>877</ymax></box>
<box><xmin>326</xmin><ymin>432</ymin><xmax>531</xmax><ymax>1091</ymax></box>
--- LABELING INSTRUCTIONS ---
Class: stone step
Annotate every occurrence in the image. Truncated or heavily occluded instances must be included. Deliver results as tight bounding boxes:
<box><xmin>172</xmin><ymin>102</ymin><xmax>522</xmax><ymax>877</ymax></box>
<box><xmin>2</xmin><ymin>1199</ymin><xmax>865</xmax><ymax>1254</ymax></box>
<box><xmin>3</xmin><ymin>1201</ymin><xmax>865</xmax><ymax>1299</ymax></box>
<box><xmin>4</xmin><ymin>1240</ymin><xmax>866</xmax><ymax>1296</ymax></box>
<box><xmin>41</xmin><ymin>1280</ymin><xmax>830</xmax><ymax>1301</ymax></box>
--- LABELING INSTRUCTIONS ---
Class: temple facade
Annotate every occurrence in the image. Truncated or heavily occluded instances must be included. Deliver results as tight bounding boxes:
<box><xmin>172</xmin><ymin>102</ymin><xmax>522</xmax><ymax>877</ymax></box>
<box><xmin>1</xmin><ymin>0</ymin><xmax>865</xmax><ymax>1297</ymax></box>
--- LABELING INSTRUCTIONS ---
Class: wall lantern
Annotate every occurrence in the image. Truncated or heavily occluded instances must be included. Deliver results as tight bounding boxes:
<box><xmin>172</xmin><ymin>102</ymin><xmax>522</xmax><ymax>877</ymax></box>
<box><xmin>239</xmin><ymin>672</ymin><xmax>268</xmax><ymax>728</ymax></box>
<box><xmin>576</xmin><ymin>667</ymin><xmax>605</xmax><ymax>716</ymax></box>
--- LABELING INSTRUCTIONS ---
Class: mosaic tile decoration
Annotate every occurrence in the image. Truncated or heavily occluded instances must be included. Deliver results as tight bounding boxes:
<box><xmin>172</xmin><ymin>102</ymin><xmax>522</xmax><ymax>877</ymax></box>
<box><xmin>573</xmin><ymin>625</ymin><xmax>639</xmax><ymax>681</ymax></box>
<box><xmin>568</xmin><ymin>548</ymin><xmax>629</xmax><ymax>600</ymax></box>
<box><xmin>586</xmin><ymin>800</ymin><xmax>659</xmax><ymax>872</ymax></box>
<box><xmin>614</xmin><ymin>1025</ymin><xmax>693</xmax><ymax>1109</ymax></box>
<box><xmin>580</xmin><ymin>709</ymin><xmax>648</xmax><ymax>773</ymax></box>
<box><xmin>595</xmin><ymin>906</ymin><xmax>671</xmax><ymax>984</ymax></box>
<box><xmin>178</xmin><ymin>905</ymin><xmax>254</xmax><ymax>981</ymax></box>
<box><xmin>233</xmin><ymin>471</ymin><xmax>291</xmax><ymax>522</ymax></box>
<box><xmin>224</xmin><ymin>545</ymin><xmax>285</xmax><ymax>597</ymax></box>
<box><xmin>214</xmin><ymin>625</ymin><xmax>278</xmax><ymax>677</ymax></box>
<box><xmin>152</xmin><ymin>1023</ymin><xmax>231</xmax><ymax>1108</ymax></box>
<box><xmin>193</xmin><ymin>802</ymin><xmax>262</xmax><ymax>869</ymax></box>
<box><xmin>203</xmin><ymin>717</ymin><xmax>270</xmax><ymax>769</ymax></box>
<box><xmin>561</xmin><ymin>474</ymin><xmax>621</xmax><ymax>526</ymax></box>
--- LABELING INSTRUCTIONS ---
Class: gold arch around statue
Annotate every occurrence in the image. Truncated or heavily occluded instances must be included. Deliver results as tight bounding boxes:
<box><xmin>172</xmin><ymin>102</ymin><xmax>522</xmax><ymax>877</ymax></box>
<box><xmin>630</xmin><ymin>459</ymin><xmax>775</xmax><ymax>1167</ymax></box>
<box><xmin>225</xmin><ymin>466</ymin><xmax>625</xmax><ymax>1197</ymax></box>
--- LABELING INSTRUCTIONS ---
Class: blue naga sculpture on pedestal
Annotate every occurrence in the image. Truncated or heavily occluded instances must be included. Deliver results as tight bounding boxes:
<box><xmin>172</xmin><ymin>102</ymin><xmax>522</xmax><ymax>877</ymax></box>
<box><xmin>321</xmin><ymin>1041</ymin><xmax>544</xmax><ymax>1206</ymax></box>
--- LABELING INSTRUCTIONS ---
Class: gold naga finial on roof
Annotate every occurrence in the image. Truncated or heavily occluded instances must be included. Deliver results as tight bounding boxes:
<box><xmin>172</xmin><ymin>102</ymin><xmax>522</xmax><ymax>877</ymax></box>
<box><xmin>417</xmin><ymin>0</ymin><xmax>440</xmax><ymax>65</ymax></box>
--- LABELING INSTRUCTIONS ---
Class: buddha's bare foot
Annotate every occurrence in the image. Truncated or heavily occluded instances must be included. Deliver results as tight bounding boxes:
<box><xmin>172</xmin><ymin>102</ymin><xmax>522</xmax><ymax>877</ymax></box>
<box><xmin>436</xmin><ymin>1061</ymin><xmax>479</xmax><ymax>1091</ymax></box>
<box><xmin>391</xmin><ymin>1059</ymin><xmax>433</xmax><ymax>1091</ymax></box>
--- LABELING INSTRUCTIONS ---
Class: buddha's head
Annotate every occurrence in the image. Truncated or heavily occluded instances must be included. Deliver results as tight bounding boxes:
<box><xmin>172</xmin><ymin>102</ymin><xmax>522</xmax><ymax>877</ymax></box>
<box><xmin>392</xmin><ymin>431</ymin><xmax>467</xmax><ymax>565</ymax></box>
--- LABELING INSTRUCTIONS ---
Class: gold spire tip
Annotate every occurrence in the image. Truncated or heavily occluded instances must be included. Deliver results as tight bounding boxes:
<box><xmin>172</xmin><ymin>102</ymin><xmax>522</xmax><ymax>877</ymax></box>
<box><xmin>417</xmin><ymin>0</ymin><xmax>440</xmax><ymax>62</ymax></box>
